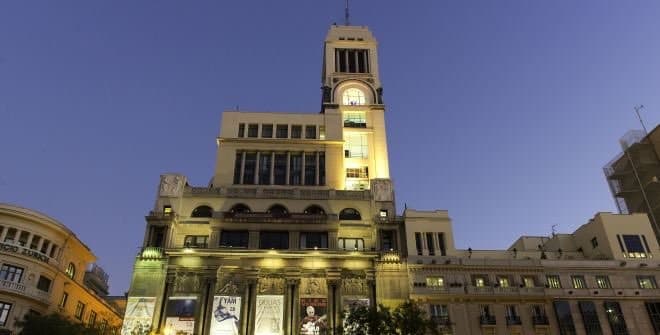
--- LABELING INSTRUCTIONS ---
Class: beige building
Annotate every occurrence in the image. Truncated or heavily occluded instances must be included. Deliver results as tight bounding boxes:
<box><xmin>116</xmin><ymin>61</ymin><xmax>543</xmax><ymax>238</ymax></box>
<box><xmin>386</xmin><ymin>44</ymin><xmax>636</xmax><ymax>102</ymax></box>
<box><xmin>0</xmin><ymin>203</ymin><xmax>123</xmax><ymax>335</ymax></box>
<box><xmin>122</xmin><ymin>24</ymin><xmax>660</xmax><ymax>335</ymax></box>
<box><xmin>605</xmin><ymin>125</ymin><xmax>660</xmax><ymax>243</ymax></box>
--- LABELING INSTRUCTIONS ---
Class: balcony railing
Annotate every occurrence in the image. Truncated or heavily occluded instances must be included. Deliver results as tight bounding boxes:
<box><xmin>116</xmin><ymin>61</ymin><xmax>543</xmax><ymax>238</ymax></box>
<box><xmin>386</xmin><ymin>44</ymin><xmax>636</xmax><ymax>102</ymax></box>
<box><xmin>0</xmin><ymin>279</ymin><xmax>50</xmax><ymax>303</ymax></box>
<box><xmin>479</xmin><ymin>315</ymin><xmax>496</xmax><ymax>325</ymax></box>
<box><xmin>532</xmin><ymin>315</ymin><xmax>549</xmax><ymax>325</ymax></box>
<box><xmin>184</xmin><ymin>186</ymin><xmax>372</xmax><ymax>201</ymax></box>
<box><xmin>139</xmin><ymin>247</ymin><xmax>164</xmax><ymax>259</ymax></box>
<box><xmin>221</xmin><ymin>212</ymin><xmax>334</xmax><ymax>224</ymax></box>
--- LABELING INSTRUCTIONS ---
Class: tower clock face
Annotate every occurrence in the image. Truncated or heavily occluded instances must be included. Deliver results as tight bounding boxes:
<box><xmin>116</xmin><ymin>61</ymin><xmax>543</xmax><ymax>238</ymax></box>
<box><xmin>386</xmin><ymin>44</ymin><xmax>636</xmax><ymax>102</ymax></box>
<box><xmin>342</xmin><ymin>88</ymin><xmax>366</xmax><ymax>106</ymax></box>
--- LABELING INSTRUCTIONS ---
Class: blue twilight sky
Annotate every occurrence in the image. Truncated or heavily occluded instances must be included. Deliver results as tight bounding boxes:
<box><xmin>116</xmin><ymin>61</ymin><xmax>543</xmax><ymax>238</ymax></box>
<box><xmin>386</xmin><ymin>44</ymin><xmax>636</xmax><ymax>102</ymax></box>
<box><xmin>1</xmin><ymin>1</ymin><xmax>659</xmax><ymax>295</ymax></box>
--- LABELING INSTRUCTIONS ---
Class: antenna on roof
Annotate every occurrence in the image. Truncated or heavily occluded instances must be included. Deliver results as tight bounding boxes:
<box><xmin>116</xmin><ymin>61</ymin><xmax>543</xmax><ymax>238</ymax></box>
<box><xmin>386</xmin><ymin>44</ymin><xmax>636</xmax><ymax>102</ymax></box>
<box><xmin>344</xmin><ymin>0</ymin><xmax>350</xmax><ymax>25</ymax></box>
<box><xmin>634</xmin><ymin>105</ymin><xmax>648</xmax><ymax>135</ymax></box>
<box><xmin>551</xmin><ymin>224</ymin><xmax>557</xmax><ymax>237</ymax></box>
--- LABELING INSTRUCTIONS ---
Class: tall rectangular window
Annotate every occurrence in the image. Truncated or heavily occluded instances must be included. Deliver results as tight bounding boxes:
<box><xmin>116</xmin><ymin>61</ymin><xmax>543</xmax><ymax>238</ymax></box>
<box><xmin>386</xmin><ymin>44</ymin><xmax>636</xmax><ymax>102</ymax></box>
<box><xmin>37</xmin><ymin>276</ymin><xmax>52</xmax><ymax>292</ymax></box>
<box><xmin>426</xmin><ymin>233</ymin><xmax>435</xmax><ymax>256</ymax></box>
<box><xmin>59</xmin><ymin>292</ymin><xmax>68</xmax><ymax>308</ymax></box>
<box><xmin>304</xmin><ymin>153</ymin><xmax>316</xmax><ymax>185</ymax></box>
<box><xmin>346</xmin><ymin>167</ymin><xmax>368</xmax><ymax>178</ymax></box>
<box><xmin>300</xmin><ymin>232</ymin><xmax>328</xmax><ymax>249</ymax></box>
<box><xmin>259</xmin><ymin>232</ymin><xmax>289</xmax><ymax>250</ymax></box>
<box><xmin>415</xmin><ymin>233</ymin><xmax>423</xmax><ymax>255</ymax></box>
<box><xmin>274</xmin><ymin>153</ymin><xmax>287</xmax><ymax>185</ymax></box>
<box><xmin>345</xmin><ymin>133</ymin><xmax>368</xmax><ymax>158</ymax></box>
<box><xmin>380</xmin><ymin>230</ymin><xmax>396</xmax><ymax>251</ymax></box>
<box><xmin>261</xmin><ymin>124</ymin><xmax>273</xmax><ymax>138</ymax></box>
<box><xmin>88</xmin><ymin>310</ymin><xmax>97</xmax><ymax>327</ymax></box>
<box><xmin>546</xmin><ymin>275</ymin><xmax>562</xmax><ymax>288</ymax></box>
<box><xmin>276</xmin><ymin>124</ymin><xmax>288</xmax><ymax>138</ymax></box>
<box><xmin>553</xmin><ymin>301</ymin><xmax>577</xmax><ymax>335</ymax></box>
<box><xmin>335</xmin><ymin>49</ymin><xmax>369</xmax><ymax>73</ymax></box>
<box><xmin>437</xmin><ymin>233</ymin><xmax>446</xmax><ymax>256</ymax></box>
<box><xmin>291</xmin><ymin>125</ymin><xmax>302</xmax><ymax>138</ymax></box>
<box><xmin>318</xmin><ymin>153</ymin><xmax>325</xmax><ymax>185</ymax></box>
<box><xmin>595</xmin><ymin>276</ymin><xmax>611</xmax><ymax>289</ymax></box>
<box><xmin>0</xmin><ymin>264</ymin><xmax>24</xmax><ymax>283</ymax></box>
<box><xmin>0</xmin><ymin>302</ymin><xmax>11</xmax><ymax>327</ymax></box>
<box><xmin>40</xmin><ymin>240</ymin><xmax>50</xmax><ymax>254</ymax></box>
<box><xmin>219</xmin><ymin>231</ymin><xmax>249</xmax><ymax>248</ymax></box>
<box><xmin>237</xmin><ymin>123</ymin><xmax>245</xmax><ymax>137</ymax></box>
<box><xmin>233</xmin><ymin>152</ymin><xmax>243</xmax><ymax>184</ymax></box>
<box><xmin>259</xmin><ymin>153</ymin><xmax>272</xmax><ymax>185</ymax></box>
<box><xmin>242</xmin><ymin>153</ymin><xmax>256</xmax><ymax>184</ymax></box>
<box><xmin>622</xmin><ymin>235</ymin><xmax>647</xmax><ymax>258</ymax></box>
<box><xmin>578</xmin><ymin>301</ymin><xmax>602</xmax><ymax>335</ymax></box>
<box><xmin>343</xmin><ymin>112</ymin><xmax>367</xmax><ymax>128</ymax></box>
<box><xmin>247</xmin><ymin>124</ymin><xmax>258</xmax><ymax>137</ymax></box>
<box><xmin>289</xmin><ymin>154</ymin><xmax>302</xmax><ymax>185</ymax></box>
<box><xmin>305</xmin><ymin>125</ymin><xmax>316</xmax><ymax>139</ymax></box>
<box><xmin>505</xmin><ymin>305</ymin><xmax>520</xmax><ymax>325</ymax></box>
<box><xmin>646</xmin><ymin>302</ymin><xmax>660</xmax><ymax>334</ymax></box>
<box><xmin>426</xmin><ymin>277</ymin><xmax>444</xmax><ymax>288</ymax></box>
<box><xmin>4</xmin><ymin>228</ymin><xmax>16</xmax><ymax>243</ymax></box>
<box><xmin>29</xmin><ymin>235</ymin><xmax>41</xmax><ymax>250</ymax></box>
<box><xmin>74</xmin><ymin>301</ymin><xmax>85</xmax><ymax>320</ymax></box>
<box><xmin>604</xmin><ymin>301</ymin><xmax>629</xmax><ymax>335</ymax></box>
<box><xmin>571</xmin><ymin>275</ymin><xmax>587</xmax><ymax>289</ymax></box>
<box><xmin>638</xmin><ymin>276</ymin><xmax>657</xmax><ymax>289</ymax></box>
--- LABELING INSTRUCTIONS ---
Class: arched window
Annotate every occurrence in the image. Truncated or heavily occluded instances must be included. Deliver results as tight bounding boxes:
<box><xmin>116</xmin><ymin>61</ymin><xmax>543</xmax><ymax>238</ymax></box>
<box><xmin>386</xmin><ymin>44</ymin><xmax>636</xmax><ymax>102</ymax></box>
<box><xmin>339</xmin><ymin>208</ymin><xmax>362</xmax><ymax>220</ymax></box>
<box><xmin>342</xmin><ymin>88</ymin><xmax>366</xmax><ymax>106</ymax></box>
<box><xmin>268</xmin><ymin>204</ymin><xmax>289</xmax><ymax>218</ymax></box>
<box><xmin>229</xmin><ymin>204</ymin><xmax>251</xmax><ymax>214</ymax></box>
<box><xmin>304</xmin><ymin>205</ymin><xmax>326</xmax><ymax>215</ymax></box>
<box><xmin>191</xmin><ymin>205</ymin><xmax>213</xmax><ymax>218</ymax></box>
<box><xmin>65</xmin><ymin>263</ymin><xmax>76</xmax><ymax>279</ymax></box>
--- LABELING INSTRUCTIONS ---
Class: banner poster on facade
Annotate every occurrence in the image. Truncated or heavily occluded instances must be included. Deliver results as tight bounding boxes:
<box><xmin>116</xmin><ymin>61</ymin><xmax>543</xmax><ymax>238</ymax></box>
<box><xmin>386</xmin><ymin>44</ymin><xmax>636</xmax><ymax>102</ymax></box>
<box><xmin>164</xmin><ymin>296</ymin><xmax>197</xmax><ymax>335</ymax></box>
<box><xmin>209</xmin><ymin>295</ymin><xmax>241</xmax><ymax>335</ymax></box>
<box><xmin>299</xmin><ymin>298</ymin><xmax>328</xmax><ymax>335</ymax></box>
<box><xmin>255</xmin><ymin>295</ymin><xmax>284</xmax><ymax>335</ymax></box>
<box><xmin>121</xmin><ymin>297</ymin><xmax>156</xmax><ymax>335</ymax></box>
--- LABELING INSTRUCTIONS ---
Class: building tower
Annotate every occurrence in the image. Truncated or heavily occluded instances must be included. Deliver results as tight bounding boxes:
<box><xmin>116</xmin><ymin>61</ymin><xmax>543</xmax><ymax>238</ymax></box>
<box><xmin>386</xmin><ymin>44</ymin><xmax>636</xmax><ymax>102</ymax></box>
<box><xmin>123</xmin><ymin>24</ymin><xmax>407</xmax><ymax>335</ymax></box>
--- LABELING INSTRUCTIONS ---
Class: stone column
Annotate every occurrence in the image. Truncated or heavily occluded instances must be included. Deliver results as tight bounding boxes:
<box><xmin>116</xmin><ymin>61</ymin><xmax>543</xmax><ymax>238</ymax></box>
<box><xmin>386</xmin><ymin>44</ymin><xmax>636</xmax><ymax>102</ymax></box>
<box><xmin>255</xmin><ymin>152</ymin><xmax>261</xmax><ymax>185</ymax></box>
<box><xmin>25</xmin><ymin>233</ymin><xmax>34</xmax><ymax>248</ymax></box>
<box><xmin>200</xmin><ymin>276</ymin><xmax>217</xmax><ymax>335</ymax></box>
<box><xmin>286</xmin><ymin>152</ymin><xmax>291</xmax><ymax>185</ymax></box>
<box><xmin>285</xmin><ymin>278</ymin><xmax>300</xmax><ymax>335</ymax></box>
<box><xmin>327</xmin><ymin>279</ymin><xmax>341</xmax><ymax>334</ymax></box>
<box><xmin>0</xmin><ymin>228</ymin><xmax>8</xmax><ymax>241</ymax></box>
<box><xmin>246</xmin><ymin>278</ymin><xmax>258</xmax><ymax>335</ymax></box>
<box><xmin>239</xmin><ymin>151</ymin><xmax>246</xmax><ymax>184</ymax></box>
<box><xmin>270</xmin><ymin>152</ymin><xmax>275</xmax><ymax>185</ymax></box>
<box><xmin>157</xmin><ymin>275</ymin><xmax>175</xmax><ymax>334</ymax></box>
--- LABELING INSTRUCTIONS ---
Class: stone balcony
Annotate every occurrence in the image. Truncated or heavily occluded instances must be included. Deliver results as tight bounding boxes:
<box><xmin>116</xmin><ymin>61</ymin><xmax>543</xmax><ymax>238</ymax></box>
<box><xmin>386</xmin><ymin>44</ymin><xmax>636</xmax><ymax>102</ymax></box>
<box><xmin>219</xmin><ymin>212</ymin><xmax>336</xmax><ymax>224</ymax></box>
<box><xmin>184</xmin><ymin>186</ymin><xmax>372</xmax><ymax>201</ymax></box>
<box><xmin>0</xmin><ymin>279</ymin><xmax>50</xmax><ymax>303</ymax></box>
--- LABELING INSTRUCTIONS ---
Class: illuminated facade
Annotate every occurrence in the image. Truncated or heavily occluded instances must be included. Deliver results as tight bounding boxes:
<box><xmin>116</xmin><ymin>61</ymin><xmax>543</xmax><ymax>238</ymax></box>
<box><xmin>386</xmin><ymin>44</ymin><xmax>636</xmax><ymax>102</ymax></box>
<box><xmin>0</xmin><ymin>204</ymin><xmax>123</xmax><ymax>335</ymax></box>
<box><xmin>123</xmin><ymin>25</ymin><xmax>660</xmax><ymax>335</ymax></box>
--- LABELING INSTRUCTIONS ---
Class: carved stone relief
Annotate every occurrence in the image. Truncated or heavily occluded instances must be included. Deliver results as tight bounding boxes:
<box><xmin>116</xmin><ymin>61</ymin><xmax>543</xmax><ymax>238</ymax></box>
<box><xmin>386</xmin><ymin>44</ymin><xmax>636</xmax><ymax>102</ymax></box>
<box><xmin>341</xmin><ymin>278</ymin><xmax>368</xmax><ymax>296</ymax></box>
<box><xmin>371</xmin><ymin>179</ymin><xmax>393</xmax><ymax>202</ymax></box>
<box><xmin>258</xmin><ymin>277</ymin><xmax>285</xmax><ymax>295</ymax></box>
<box><xmin>300</xmin><ymin>277</ymin><xmax>327</xmax><ymax>297</ymax></box>
<box><xmin>159</xmin><ymin>174</ymin><xmax>186</xmax><ymax>197</ymax></box>
<box><xmin>173</xmin><ymin>271</ymin><xmax>201</xmax><ymax>293</ymax></box>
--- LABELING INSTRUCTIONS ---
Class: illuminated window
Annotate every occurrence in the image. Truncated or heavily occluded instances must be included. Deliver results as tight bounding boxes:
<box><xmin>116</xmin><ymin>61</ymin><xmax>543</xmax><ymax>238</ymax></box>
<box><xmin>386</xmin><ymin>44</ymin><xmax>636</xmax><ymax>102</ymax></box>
<box><xmin>74</xmin><ymin>301</ymin><xmax>85</xmax><ymax>320</ymax></box>
<box><xmin>343</xmin><ymin>112</ymin><xmax>366</xmax><ymax>128</ymax></box>
<box><xmin>65</xmin><ymin>263</ymin><xmax>76</xmax><ymax>279</ymax></box>
<box><xmin>571</xmin><ymin>275</ymin><xmax>587</xmax><ymax>289</ymax></box>
<box><xmin>621</xmin><ymin>235</ymin><xmax>647</xmax><ymax>258</ymax></box>
<box><xmin>522</xmin><ymin>276</ymin><xmax>536</xmax><ymax>288</ymax></box>
<box><xmin>345</xmin><ymin>179</ymin><xmax>369</xmax><ymax>191</ymax></box>
<box><xmin>497</xmin><ymin>276</ymin><xmax>510</xmax><ymax>288</ymax></box>
<box><xmin>546</xmin><ymin>275</ymin><xmax>561</xmax><ymax>288</ymax></box>
<box><xmin>344</xmin><ymin>133</ymin><xmax>368</xmax><ymax>158</ymax></box>
<box><xmin>342</xmin><ymin>88</ymin><xmax>366</xmax><ymax>105</ymax></box>
<box><xmin>638</xmin><ymin>276</ymin><xmax>657</xmax><ymax>289</ymax></box>
<box><xmin>59</xmin><ymin>292</ymin><xmax>68</xmax><ymax>308</ymax></box>
<box><xmin>88</xmin><ymin>310</ymin><xmax>97</xmax><ymax>327</ymax></box>
<box><xmin>338</xmin><ymin>238</ymin><xmax>364</xmax><ymax>250</ymax></box>
<box><xmin>474</xmin><ymin>276</ymin><xmax>487</xmax><ymax>287</ymax></box>
<box><xmin>0</xmin><ymin>264</ymin><xmax>24</xmax><ymax>283</ymax></box>
<box><xmin>0</xmin><ymin>302</ymin><xmax>11</xmax><ymax>327</ymax></box>
<box><xmin>163</xmin><ymin>206</ymin><xmax>172</xmax><ymax>215</ymax></box>
<box><xmin>184</xmin><ymin>235</ymin><xmax>208</xmax><ymax>248</ymax></box>
<box><xmin>596</xmin><ymin>276</ymin><xmax>611</xmax><ymax>289</ymax></box>
<box><xmin>604</xmin><ymin>301</ymin><xmax>629</xmax><ymax>335</ymax></box>
<box><xmin>426</xmin><ymin>276</ymin><xmax>444</xmax><ymax>288</ymax></box>
<box><xmin>346</xmin><ymin>167</ymin><xmax>368</xmax><ymax>178</ymax></box>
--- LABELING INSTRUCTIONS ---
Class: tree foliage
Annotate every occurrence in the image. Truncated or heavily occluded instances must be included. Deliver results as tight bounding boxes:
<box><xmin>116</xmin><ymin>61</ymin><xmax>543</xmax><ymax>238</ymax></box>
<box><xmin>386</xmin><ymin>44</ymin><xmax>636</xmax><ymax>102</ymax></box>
<box><xmin>342</xmin><ymin>301</ymin><xmax>440</xmax><ymax>335</ymax></box>
<box><xmin>16</xmin><ymin>313</ymin><xmax>103</xmax><ymax>335</ymax></box>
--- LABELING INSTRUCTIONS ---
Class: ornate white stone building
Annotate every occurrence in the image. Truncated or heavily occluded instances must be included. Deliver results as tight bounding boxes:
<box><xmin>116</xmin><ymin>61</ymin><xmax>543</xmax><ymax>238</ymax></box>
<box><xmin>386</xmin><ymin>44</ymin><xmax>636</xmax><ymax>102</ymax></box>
<box><xmin>122</xmin><ymin>24</ymin><xmax>660</xmax><ymax>335</ymax></box>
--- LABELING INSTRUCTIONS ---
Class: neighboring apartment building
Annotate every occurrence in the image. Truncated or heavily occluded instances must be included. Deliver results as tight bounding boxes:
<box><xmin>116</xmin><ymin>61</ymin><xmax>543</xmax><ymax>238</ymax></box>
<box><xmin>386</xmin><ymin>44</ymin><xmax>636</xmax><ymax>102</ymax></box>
<box><xmin>121</xmin><ymin>24</ymin><xmax>660</xmax><ymax>335</ymax></box>
<box><xmin>605</xmin><ymin>126</ymin><xmax>660</xmax><ymax>242</ymax></box>
<box><xmin>0</xmin><ymin>204</ymin><xmax>123</xmax><ymax>334</ymax></box>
